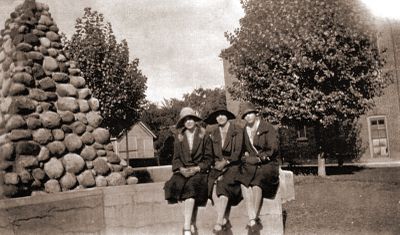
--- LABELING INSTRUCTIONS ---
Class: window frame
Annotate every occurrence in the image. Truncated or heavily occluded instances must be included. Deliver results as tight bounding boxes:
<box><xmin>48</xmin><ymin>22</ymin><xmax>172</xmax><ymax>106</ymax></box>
<box><xmin>367</xmin><ymin>115</ymin><xmax>390</xmax><ymax>158</ymax></box>
<box><xmin>296</xmin><ymin>125</ymin><xmax>308</xmax><ymax>142</ymax></box>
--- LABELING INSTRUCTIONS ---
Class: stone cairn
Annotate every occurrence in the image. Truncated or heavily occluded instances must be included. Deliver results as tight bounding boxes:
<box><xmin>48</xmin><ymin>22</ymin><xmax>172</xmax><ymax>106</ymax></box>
<box><xmin>0</xmin><ymin>0</ymin><xmax>137</xmax><ymax>198</ymax></box>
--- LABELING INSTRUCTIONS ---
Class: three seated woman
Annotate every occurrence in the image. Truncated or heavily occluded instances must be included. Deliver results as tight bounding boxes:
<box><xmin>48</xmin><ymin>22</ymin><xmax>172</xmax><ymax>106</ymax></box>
<box><xmin>164</xmin><ymin>102</ymin><xmax>280</xmax><ymax>235</ymax></box>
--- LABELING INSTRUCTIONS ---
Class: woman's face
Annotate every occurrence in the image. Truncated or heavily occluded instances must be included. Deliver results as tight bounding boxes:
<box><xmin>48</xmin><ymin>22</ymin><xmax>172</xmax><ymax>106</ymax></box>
<box><xmin>244</xmin><ymin>112</ymin><xmax>257</xmax><ymax>125</ymax></box>
<box><xmin>184</xmin><ymin>117</ymin><xmax>196</xmax><ymax>130</ymax></box>
<box><xmin>216</xmin><ymin>114</ymin><xmax>228</xmax><ymax>126</ymax></box>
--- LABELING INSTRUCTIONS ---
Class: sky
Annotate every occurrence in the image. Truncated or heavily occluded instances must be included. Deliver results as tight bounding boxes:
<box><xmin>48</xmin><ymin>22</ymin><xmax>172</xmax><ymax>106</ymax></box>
<box><xmin>1</xmin><ymin>0</ymin><xmax>400</xmax><ymax>104</ymax></box>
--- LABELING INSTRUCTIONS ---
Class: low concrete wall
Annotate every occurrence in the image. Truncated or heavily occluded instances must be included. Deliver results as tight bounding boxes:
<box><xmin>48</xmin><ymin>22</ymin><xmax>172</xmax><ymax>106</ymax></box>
<box><xmin>0</xmin><ymin>188</ymin><xmax>105</xmax><ymax>235</ymax></box>
<box><xmin>0</xmin><ymin>167</ymin><xmax>295</xmax><ymax>235</ymax></box>
<box><xmin>134</xmin><ymin>165</ymin><xmax>295</xmax><ymax>203</ymax></box>
<box><xmin>133</xmin><ymin>165</ymin><xmax>173</xmax><ymax>183</ymax></box>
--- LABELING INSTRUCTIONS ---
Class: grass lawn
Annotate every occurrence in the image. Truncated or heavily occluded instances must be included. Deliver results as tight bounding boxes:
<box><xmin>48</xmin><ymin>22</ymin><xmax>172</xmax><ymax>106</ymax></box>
<box><xmin>282</xmin><ymin>167</ymin><xmax>400</xmax><ymax>235</ymax></box>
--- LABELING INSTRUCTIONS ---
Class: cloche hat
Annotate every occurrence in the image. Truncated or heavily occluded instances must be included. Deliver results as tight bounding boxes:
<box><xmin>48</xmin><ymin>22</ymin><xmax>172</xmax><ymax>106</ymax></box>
<box><xmin>176</xmin><ymin>107</ymin><xmax>202</xmax><ymax>128</ymax></box>
<box><xmin>239</xmin><ymin>102</ymin><xmax>259</xmax><ymax>119</ymax></box>
<box><xmin>203</xmin><ymin>106</ymin><xmax>236</xmax><ymax>125</ymax></box>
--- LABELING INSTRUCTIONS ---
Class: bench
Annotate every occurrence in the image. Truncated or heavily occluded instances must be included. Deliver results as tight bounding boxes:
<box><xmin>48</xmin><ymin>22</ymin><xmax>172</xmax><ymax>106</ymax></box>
<box><xmin>131</xmin><ymin>165</ymin><xmax>295</xmax><ymax>235</ymax></box>
<box><xmin>0</xmin><ymin>166</ymin><xmax>294</xmax><ymax>235</ymax></box>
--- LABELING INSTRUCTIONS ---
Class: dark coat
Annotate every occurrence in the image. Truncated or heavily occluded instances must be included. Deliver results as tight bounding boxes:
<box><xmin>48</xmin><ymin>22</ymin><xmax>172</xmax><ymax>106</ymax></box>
<box><xmin>207</xmin><ymin>121</ymin><xmax>243</xmax><ymax>206</ymax></box>
<box><xmin>236</xmin><ymin>119</ymin><xmax>280</xmax><ymax>199</ymax></box>
<box><xmin>164</xmin><ymin>126</ymin><xmax>212</xmax><ymax>206</ymax></box>
<box><xmin>208</xmin><ymin>120</ymin><xmax>243</xmax><ymax>163</ymax></box>
<box><xmin>170</xmin><ymin>126</ymin><xmax>213</xmax><ymax>172</ymax></box>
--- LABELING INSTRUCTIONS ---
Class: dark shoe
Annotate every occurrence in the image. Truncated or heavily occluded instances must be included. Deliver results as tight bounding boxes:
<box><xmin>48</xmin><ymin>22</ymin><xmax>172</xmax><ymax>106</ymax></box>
<box><xmin>245</xmin><ymin>219</ymin><xmax>263</xmax><ymax>233</ymax></box>
<box><xmin>255</xmin><ymin>217</ymin><xmax>263</xmax><ymax>230</ymax></box>
<box><xmin>222</xmin><ymin>219</ymin><xmax>232</xmax><ymax>230</ymax></box>
<box><xmin>213</xmin><ymin>224</ymin><xmax>224</xmax><ymax>234</ymax></box>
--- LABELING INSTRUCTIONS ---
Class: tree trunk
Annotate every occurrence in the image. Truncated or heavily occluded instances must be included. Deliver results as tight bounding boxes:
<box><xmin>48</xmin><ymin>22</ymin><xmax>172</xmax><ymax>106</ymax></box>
<box><xmin>317</xmin><ymin>152</ymin><xmax>326</xmax><ymax>176</ymax></box>
<box><xmin>315</xmin><ymin>124</ymin><xmax>327</xmax><ymax>177</ymax></box>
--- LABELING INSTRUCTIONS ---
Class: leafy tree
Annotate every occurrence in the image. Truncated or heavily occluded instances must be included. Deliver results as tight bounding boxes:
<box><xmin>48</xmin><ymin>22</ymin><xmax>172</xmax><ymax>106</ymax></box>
<box><xmin>221</xmin><ymin>0</ymin><xmax>391</xmax><ymax>175</ymax></box>
<box><xmin>141</xmin><ymin>98</ymin><xmax>183</xmax><ymax>150</ymax></box>
<box><xmin>183</xmin><ymin>87</ymin><xmax>227</xmax><ymax>118</ymax></box>
<box><xmin>64</xmin><ymin>8</ymin><xmax>147</xmax><ymax>136</ymax></box>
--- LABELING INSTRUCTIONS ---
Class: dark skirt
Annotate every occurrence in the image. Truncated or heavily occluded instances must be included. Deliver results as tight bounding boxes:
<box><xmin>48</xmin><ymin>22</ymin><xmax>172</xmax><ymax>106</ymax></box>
<box><xmin>208</xmin><ymin>165</ymin><xmax>242</xmax><ymax>206</ymax></box>
<box><xmin>236</xmin><ymin>160</ymin><xmax>280</xmax><ymax>199</ymax></box>
<box><xmin>164</xmin><ymin>172</ymin><xmax>208</xmax><ymax>207</ymax></box>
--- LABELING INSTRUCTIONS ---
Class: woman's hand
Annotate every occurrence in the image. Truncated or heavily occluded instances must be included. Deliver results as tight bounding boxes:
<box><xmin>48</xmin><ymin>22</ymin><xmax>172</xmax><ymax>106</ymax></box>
<box><xmin>242</xmin><ymin>152</ymin><xmax>261</xmax><ymax>165</ymax></box>
<box><xmin>214</xmin><ymin>159</ymin><xmax>227</xmax><ymax>171</ymax></box>
<box><xmin>180</xmin><ymin>166</ymin><xmax>200</xmax><ymax>178</ymax></box>
<box><xmin>189</xmin><ymin>166</ymin><xmax>201</xmax><ymax>174</ymax></box>
<box><xmin>179</xmin><ymin>167</ymin><xmax>192</xmax><ymax>178</ymax></box>
<box><xmin>245</xmin><ymin>156</ymin><xmax>261</xmax><ymax>165</ymax></box>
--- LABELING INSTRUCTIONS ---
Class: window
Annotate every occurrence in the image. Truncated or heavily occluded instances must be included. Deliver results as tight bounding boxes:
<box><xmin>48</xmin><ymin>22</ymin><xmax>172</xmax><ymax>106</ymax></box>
<box><xmin>368</xmin><ymin>116</ymin><xmax>389</xmax><ymax>158</ymax></box>
<box><xmin>296</xmin><ymin>125</ymin><xmax>308</xmax><ymax>142</ymax></box>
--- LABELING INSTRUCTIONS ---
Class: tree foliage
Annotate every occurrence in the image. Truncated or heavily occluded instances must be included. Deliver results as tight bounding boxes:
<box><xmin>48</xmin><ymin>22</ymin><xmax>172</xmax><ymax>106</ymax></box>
<box><xmin>141</xmin><ymin>98</ymin><xmax>183</xmax><ymax>151</ymax></box>
<box><xmin>182</xmin><ymin>87</ymin><xmax>227</xmax><ymax>118</ymax></box>
<box><xmin>221</xmin><ymin>0</ymin><xmax>391</xmax><ymax>129</ymax></box>
<box><xmin>64</xmin><ymin>8</ymin><xmax>147</xmax><ymax>136</ymax></box>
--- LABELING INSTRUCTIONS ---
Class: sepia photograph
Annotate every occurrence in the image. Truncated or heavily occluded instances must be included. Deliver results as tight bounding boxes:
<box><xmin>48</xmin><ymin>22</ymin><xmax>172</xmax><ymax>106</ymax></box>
<box><xmin>0</xmin><ymin>0</ymin><xmax>399</xmax><ymax>234</ymax></box>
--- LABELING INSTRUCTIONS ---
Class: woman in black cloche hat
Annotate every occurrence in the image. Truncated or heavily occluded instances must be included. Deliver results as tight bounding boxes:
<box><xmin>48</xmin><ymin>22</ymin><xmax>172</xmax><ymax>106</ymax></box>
<box><xmin>236</xmin><ymin>102</ymin><xmax>280</xmax><ymax>233</ymax></box>
<box><xmin>204</xmin><ymin>106</ymin><xmax>243</xmax><ymax>234</ymax></box>
<box><xmin>164</xmin><ymin>107</ymin><xmax>213</xmax><ymax>235</ymax></box>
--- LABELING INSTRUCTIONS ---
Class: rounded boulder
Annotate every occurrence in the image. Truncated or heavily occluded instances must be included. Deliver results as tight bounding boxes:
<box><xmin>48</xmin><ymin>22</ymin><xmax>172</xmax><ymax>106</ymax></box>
<box><xmin>106</xmin><ymin>172</ymin><xmax>126</xmax><ymax>186</ymax></box>
<box><xmin>93</xmin><ymin>158</ymin><xmax>110</xmax><ymax>176</ymax></box>
<box><xmin>93</xmin><ymin>128</ymin><xmax>110</xmax><ymax>144</ymax></box>
<box><xmin>32</xmin><ymin>128</ymin><xmax>53</xmax><ymax>145</ymax></box>
<box><xmin>60</xmin><ymin>172</ymin><xmax>77</xmax><ymax>191</ymax></box>
<box><xmin>40</xmin><ymin>111</ymin><xmax>61</xmax><ymax>129</ymax></box>
<box><xmin>86</xmin><ymin>111</ymin><xmax>103</xmax><ymax>128</ymax></box>
<box><xmin>44</xmin><ymin>179</ymin><xmax>61</xmax><ymax>193</ymax></box>
<box><xmin>44</xmin><ymin>157</ymin><xmax>64</xmax><ymax>179</ymax></box>
<box><xmin>95</xmin><ymin>175</ymin><xmax>108</xmax><ymax>187</ymax></box>
<box><xmin>5</xmin><ymin>115</ymin><xmax>26</xmax><ymax>131</ymax></box>
<box><xmin>80</xmin><ymin>145</ymin><xmax>97</xmax><ymax>161</ymax></box>
<box><xmin>81</xmin><ymin>132</ymin><xmax>95</xmax><ymax>145</ymax></box>
<box><xmin>64</xmin><ymin>133</ymin><xmax>83</xmax><ymax>152</ymax></box>
<box><xmin>47</xmin><ymin>141</ymin><xmax>66</xmax><ymax>156</ymax></box>
<box><xmin>63</xmin><ymin>153</ymin><xmax>85</xmax><ymax>174</ymax></box>
<box><xmin>77</xmin><ymin>170</ymin><xmax>96</xmax><ymax>188</ymax></box>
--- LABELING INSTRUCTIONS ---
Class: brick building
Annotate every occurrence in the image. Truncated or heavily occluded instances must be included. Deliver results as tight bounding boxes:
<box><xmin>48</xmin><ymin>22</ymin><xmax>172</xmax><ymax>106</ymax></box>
<box><xmin>357</xmin><ymin>19</ymin><xmax>400</xmax><ymax>162</ymax></box>
<box><xmin>223</xmin><ymin>18</ymin><xmax>400</xmax><ymax>164</ymax></box>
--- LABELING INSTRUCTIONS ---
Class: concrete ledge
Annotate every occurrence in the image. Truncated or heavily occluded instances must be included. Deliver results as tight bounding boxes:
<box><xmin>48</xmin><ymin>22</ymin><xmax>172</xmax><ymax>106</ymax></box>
<box><xmin>101</xmin><ymin>182</ymin><xmax>284</xmax><ymax>235</ymax></box>
<box><xmin>0</xmin><ymin>168</ymin><xmax>295</xmax><ymax>235</ymax></box>
<box><xmin>133</xmin><ymin>165</ymin><xmax>173</xmax><ymax>182</ymax></box>
<box><xmin>0</xmin><ymin>189</ymin><xmax>104</xmax><ymax>235</ymax></box>
<box><xmin>134</xmin><ymin>165</ymin><xmax>295</xmax><ymax>204</ymax></box>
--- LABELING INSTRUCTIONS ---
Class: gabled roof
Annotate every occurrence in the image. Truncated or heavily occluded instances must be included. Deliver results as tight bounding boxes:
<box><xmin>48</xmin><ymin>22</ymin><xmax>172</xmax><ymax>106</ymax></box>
<box><xmin>115</xmin><ymin>121</ymin><xmax>156</xmax><ymax>139</ymax></box>
<box><xmin>137</xmin><ymin>121</ymin><xmax>157</xmax><ymax>139</ymax></box>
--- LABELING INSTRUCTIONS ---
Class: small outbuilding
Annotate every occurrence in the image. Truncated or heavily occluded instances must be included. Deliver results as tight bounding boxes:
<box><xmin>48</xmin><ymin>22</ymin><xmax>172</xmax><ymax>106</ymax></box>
<box><xmin>112</xmin><ymin>122</ymin><xmax>156</xmax><ymax>163</ymax></box>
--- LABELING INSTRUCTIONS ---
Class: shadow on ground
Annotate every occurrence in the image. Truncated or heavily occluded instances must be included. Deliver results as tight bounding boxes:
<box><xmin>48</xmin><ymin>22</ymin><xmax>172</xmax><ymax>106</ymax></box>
<box><xmin>282</xmin><ymin>165</ymin><xmax>365</xmax><ymax>176</ymax></box>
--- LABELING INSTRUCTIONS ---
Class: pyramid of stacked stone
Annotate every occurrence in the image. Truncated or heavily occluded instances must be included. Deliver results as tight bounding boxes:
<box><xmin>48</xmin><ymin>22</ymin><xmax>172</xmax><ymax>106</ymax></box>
<box><xmin>0</xmin><ymin>0</ymin><xmax>137</xmax><ymax>198</ymax></box>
